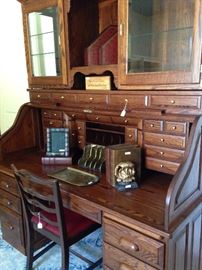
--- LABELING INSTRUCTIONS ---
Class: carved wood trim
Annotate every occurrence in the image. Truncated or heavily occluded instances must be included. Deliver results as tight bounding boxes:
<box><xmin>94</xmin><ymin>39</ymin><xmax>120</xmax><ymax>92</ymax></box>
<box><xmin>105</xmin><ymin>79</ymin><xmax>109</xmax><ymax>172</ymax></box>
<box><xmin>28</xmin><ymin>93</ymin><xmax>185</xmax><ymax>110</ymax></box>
<box><xmin>165</xmin><ymin>116</ymin><xmax>202</xmax><ymax>230</ymax></box>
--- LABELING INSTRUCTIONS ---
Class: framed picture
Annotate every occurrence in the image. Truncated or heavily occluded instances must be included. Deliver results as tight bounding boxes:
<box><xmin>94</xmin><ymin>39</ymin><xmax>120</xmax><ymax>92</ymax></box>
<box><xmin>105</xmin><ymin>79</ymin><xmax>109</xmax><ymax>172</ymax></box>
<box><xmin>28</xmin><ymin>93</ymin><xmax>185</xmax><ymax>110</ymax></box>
<box><xmin>46</xmin><ymin>128</ymin><xmax>69</xmax><ymax>157</ymax></box>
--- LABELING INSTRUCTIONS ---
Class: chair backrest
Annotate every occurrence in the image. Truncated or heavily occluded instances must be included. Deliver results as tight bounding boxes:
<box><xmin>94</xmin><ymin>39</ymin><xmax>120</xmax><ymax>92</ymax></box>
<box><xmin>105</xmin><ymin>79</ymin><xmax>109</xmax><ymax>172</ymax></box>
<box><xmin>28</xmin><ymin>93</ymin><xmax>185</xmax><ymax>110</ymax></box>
<box><xmin>13</xmin><ymin>168</ymin><xmax>67</xmax><ymax>243</ymax></box>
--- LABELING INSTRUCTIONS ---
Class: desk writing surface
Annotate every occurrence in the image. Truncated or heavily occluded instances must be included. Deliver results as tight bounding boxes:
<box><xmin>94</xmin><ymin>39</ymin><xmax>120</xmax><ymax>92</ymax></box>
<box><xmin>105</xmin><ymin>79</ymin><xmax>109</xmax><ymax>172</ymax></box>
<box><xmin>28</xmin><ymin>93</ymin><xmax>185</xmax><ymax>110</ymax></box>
<box><xmin>0</xmin><ymin>149</ymin><xmax>172</xmax><ymax>231</ymax></box>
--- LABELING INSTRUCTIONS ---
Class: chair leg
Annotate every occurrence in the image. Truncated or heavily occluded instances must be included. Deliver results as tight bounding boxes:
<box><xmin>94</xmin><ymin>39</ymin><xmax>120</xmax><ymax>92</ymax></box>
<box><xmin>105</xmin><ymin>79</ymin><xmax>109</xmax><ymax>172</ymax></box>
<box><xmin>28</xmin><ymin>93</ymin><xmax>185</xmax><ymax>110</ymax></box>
<box><xmin>26</xmin><ymin>232</ymin><xmax>34</xmax><ymax>270</ymax></box>
<box><xmin>61</xmin><ymin>245</ymin><xmax>69</xmax><ymax>270</ymax></box>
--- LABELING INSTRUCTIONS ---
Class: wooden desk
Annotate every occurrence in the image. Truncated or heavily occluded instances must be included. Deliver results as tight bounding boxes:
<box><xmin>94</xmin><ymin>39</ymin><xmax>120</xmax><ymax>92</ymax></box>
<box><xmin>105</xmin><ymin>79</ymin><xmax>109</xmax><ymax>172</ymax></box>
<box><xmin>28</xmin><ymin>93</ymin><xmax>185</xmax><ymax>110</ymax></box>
<box><xmin>0</xmin><ymin>105</ymin><xmax>202</xmax><ymax>269</ymax></box>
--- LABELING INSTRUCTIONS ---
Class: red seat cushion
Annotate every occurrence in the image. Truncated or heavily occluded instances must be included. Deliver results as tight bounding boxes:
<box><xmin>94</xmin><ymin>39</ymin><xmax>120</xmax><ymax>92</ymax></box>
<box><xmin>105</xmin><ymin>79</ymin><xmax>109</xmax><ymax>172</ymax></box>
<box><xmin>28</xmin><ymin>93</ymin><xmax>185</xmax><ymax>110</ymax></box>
<box><xmin>31</xmin><ymin>208</ymin><xmax>98</xmax><ymax>239</ymax></box>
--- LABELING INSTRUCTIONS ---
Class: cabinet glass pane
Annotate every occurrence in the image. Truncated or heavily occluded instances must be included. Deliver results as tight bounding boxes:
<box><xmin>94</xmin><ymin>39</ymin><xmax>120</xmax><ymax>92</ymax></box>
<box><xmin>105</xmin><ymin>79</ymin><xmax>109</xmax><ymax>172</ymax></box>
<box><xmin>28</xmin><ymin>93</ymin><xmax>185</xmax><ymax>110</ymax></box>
<box><xmin>28</xmin><ymin>7</ymin><xmax>61</xmax><ymax>76</ymax></box>
<box><xmin>127</xmin><ymin>0</ymin><xmax>195</xmax><ymax>73</ymax></box>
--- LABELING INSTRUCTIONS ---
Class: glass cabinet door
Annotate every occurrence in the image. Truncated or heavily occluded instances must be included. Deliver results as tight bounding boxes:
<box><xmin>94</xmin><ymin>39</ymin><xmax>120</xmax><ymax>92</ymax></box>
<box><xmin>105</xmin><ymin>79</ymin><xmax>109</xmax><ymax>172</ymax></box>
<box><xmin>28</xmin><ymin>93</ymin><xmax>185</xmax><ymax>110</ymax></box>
<box><xmin>22</xmin><ymin>0</ymin><xmax>69</xmax><ymax>87</ymax></box>
<box><xmin>119</xmin><ymin>0</ymin><xmax>202</xmax><ymax>87</ymax></box>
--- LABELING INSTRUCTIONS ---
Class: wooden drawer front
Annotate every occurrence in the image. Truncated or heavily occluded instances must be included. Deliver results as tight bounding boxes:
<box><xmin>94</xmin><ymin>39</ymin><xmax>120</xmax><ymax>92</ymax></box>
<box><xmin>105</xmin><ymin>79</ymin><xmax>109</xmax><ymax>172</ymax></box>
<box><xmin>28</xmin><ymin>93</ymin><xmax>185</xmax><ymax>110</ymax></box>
<box><xmin>164</xmin><ymin>121</ymin><xmax>187</xmax><ymax>135</ymax></box>
<box><xmin>146</xmin><ymin>157</ymin><xmax>180</xmax><ymax>175</ymax></box>
<box><xmin>104</xmin><ymin>243</ymin><xmax>157</xmax><ymax>270</ymax></box>
<box><xmin>111</xmin><ymin>116</ymin><xmax>139</xmax><ymax>126</ymax></box>
<box><xmin>0</xmin><ymin>173</ymin><xmax>18</xmax><ymax>196</ymax></box>
<box><xmin>70</xmin><ymin>197</ymin><xmax>101</xmax><ymax>223</ymax></box>
<box><xmin>77</xmin><ymin>94</ymin><xmax>108</xmax><ymax>106</ymax></box>
<box><xmin>52</xmin><ymin>93</ymin><xmax>77</xmax><ymax>106</ymax></box>
<box><xmin>42</xmin><ymin>110</ymin><xmax>63</xmax><ymax>120</ymax></box>
<box><xmin>150</xmin><ymin>95</ymin><xmax>201</xmax><ymax>109</ymax></box>
<box><xmin>86</xmin><ymin>114</ymin><xmax>111</xmax><ymax>123</ymax></box>
<box><xmin>125</xmin><ymin>127</ymin><xmax>137</xmax><ymax>144</ymax></box>
<box><xmin>76</xmin><ymin>121</ymin><xmax>86</xmax><ymax>135</ymax></box>
<box><xmin>43</xmin><ymin>119</ymin><xmax>63</xmax><ymax>128</ymax></box>
<box><xmin>144</xmin><ymin>120</ymin><xmax>163</xmax><ymax>132</ymax></box>
<box><xmin>109</xmin><ymin>95</ymin><xmax>145</xmax><ymax>109</ymax></box>
<box><xmin>145</xmin><ymin>145</ymin><xmax>184</xmax><ymax>162</ymax></box>
<box><xmin>0</xmin><ymin>206</ymin><xmax>25</xmax><ymax>254</ymax></box>
<box><xmin>0</xmin><ymin>189</ymin><xmax>21</xmax><ymax>214</ymax></box>
<box><xmin>30</xmin><ymin>92</ymin><xmax>51</xmax><ymax>105</ymax></box>
<box><xmin>77</xmin><ymin>136</ymin><xmax>86</xmax><ymax>149</ymax></box>
<box><xmin>104</xmin><ymin>218</ymin><xmax>164</xmax><ymax>268</ymax></box>
<box><xmin>144</xmin><ymin>132</ymin><xmax>186</xmax><ymax>149</ymax></box>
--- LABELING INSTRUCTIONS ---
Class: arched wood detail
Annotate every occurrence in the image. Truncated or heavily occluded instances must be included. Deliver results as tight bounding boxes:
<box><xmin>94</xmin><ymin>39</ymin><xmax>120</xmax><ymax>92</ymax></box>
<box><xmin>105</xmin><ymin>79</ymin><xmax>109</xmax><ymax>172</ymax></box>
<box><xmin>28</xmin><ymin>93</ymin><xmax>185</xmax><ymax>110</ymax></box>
<box><xmin>165</xmin><ymin>116</ymin><xmax>202</xmax><ymax>230</ymax></box>
<box><xmin>0</xmin><ymin>104</ymin><xmax>39</xmax><ymax>160</ymax></box>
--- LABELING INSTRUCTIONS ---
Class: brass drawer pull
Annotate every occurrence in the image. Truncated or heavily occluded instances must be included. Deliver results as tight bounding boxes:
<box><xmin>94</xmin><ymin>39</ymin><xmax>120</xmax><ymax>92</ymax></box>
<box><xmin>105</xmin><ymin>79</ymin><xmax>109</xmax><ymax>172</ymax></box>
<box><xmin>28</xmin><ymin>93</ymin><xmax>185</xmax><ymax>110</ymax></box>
<box><xmin>9</xmin><ymin>226</ymin><xmax>14</xmax><ymax>230</ymax></box>
<box><xmin>95</xmin><ymin>116</ymin><xmax>99</xmax><ymax>120</ymax></box>
<box><xmin>54</xmin><ymin>113</ymin><xmax>57</xmax><ymax>116</ymax></box>
<box><xmin>49</xmin><ymin>122</ymin><xmax>53</xmax><ymax>125</ymax></box>
<box><xmin>37</xmin><ymin>94</ymin><xmax>40</xmax><ymax>98</ymax></box>
<box><xmin>5</xmin><ymin>184</ymin><xmax>9</xmax><ymax>188</ymax></box>
<box><xmin>119</xmin><ymin>237</ymin><xmax>139</xmax><ymax>251</ymax></box>
<box><xmin>89</xmin><ymin>97</ymin><xmax>93</xmax><ymax>101</ymax></box>
<box><xmin>7</xmin><ymin>201</ymin><xmax>12</xmax><ymax>206</ymax></box>
<box><xmin>128</xmin><ymin>134</ymin><xmax>132</xmax><ymax>138</ymax></box>
<box><xmin>160</xmin><ymin>151</ymin><xmax>164</xmax><ymax>155</ymax></box>
<box><xmin>120</xmin><ymin>263</ymin><xmax>133</xmax><ymax>270</ymax></box>
<box><xmin>150</xmin><ymin>124</ymin><xmax>154</xmax><ymax>127</ymax></box>
<box><xmin>172</xmin><ymin>126</ymin><xmax>176</xmax><ymax>130</ymax></box>
<box><xmin>124</xmin><ymin>119</ymin><xmax>128</xmax><ymax>123</ymax></box>
<box><xmin>160</xmin><ymin>164</ymin><xmax>164</xmax><ymax>168</ymax></box>
<box><xmin>160</xmin><ymin>138</ymin><xmax>164</xmax><ymax>142</ymax></box>
<box><xmin>78</xmin><ymin>127</ymin><xmax>81</xmax><ymax>130</ymax></box>
<box><xmin>61</xmin><ymin>96</ymin><xmax>64</xmax><ymax>99</ymax></box>
<box><xmin>170</xmin><ymin>100</ymin><xmax>175</xmax><ymax>104</ymax></box>
<box><xmin>71</xmin><ymin>114</ymin><xmax>75</xmax><ymax>118</ymax></box>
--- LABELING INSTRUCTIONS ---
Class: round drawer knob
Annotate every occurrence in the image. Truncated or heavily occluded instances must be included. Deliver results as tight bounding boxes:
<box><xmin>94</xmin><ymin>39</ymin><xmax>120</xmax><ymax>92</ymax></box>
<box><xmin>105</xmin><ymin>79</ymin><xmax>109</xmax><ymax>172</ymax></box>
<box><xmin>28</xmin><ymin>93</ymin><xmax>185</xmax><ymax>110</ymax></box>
<box><xmin>54</xmin><ymin>113</ymin><xmax>57</xmax><ymax>116</ymax></box>
<box><xmin>72</xmin><ymin>133</ymin><xmax>75</xmax><ymax>136</ymax></box>
<box><xmin>37</xmin><ymin>95</ymin><xmax>40</xmax><ymax>98</ymax></box>
<box><xmin>172</xmin><ymin>126</ymin><xmax>176</xmax><ymax>130</ymax></box>
<box><xmin>160</xmin><ymin>151</ymin><xmax>164</xmax><ymax>155</ymax></box>
<box><xmin>95</xmin><ymin>117</ymin><xmax>99</xmax><ymax>120</ymax></box>
<box><xmin>61</xmin><ymin>96</ymin><xmax>64</xmax><ymax>99</ymax></box>
<box><xmin>78</xmin><ymin>141</ymin><xmax>81</xmax><ymax>144</ymax></box>
<box><xmin>128</xmin><ymin>134</ymin><xmax>132</xmax><ymax>138</ymax></box>
<box><xmin>5</xmin><ymin>184</ymin><xmax>9</xmax><ymax>188</ymax></box>
<box><xmin>160</xmin><ymin>164</ymin><xmax>164</xmax><ymax>168</ymax></box>
<box><xmin>124</xmin><ymin>119</ymin><xmax>128</xmax><ymax>123</ymax></box>
<box><xmin>150</xmin><ymin>124</ymin><xmax>154</xmax><ymax>127</ymax></box>
<box><xmin>160</xmin><ymin>138</ymin><xmax>164</xmax><ymax>142</ymax></box>
<box><xmin>7</xmin><ymin>201</ymin><xmax>12</xmax><ymax>206</ymax></box>
<box><xmin>71</xmin><ymin>114</ymin><xmax>75</xmax><ymax>118</ymax></box>
<box><xmin>170</xmin><ymin>100</ymin><xmax>175</xmax><ymax>104</ymax></box>
<box><xmin>131</xmin><ymin>244</ymin><xmax>139</xmax><ymax>251</ymax></box>
<box><xmin>78</xmin><ymin>127</ymin><xmax>81</xmax><ymax>130</ymax></box>
<box><xmin>9</xmin><ymin>226</ymin><xmax>14</xmax><ymax>230</ymax></box>
<box><xmin>43</xmin><ymin>112</ymin><xmax>47</xmax><ymax>115</ymax></box>
<box><xmin>49</xmin><ymin>122</ymin><xmax>53</xmax><ymax>125</ymax></box>
<box><xmin>89</xmin><ymin>97</ymin><xmax>93</xmax><ymax>101</ymax></box>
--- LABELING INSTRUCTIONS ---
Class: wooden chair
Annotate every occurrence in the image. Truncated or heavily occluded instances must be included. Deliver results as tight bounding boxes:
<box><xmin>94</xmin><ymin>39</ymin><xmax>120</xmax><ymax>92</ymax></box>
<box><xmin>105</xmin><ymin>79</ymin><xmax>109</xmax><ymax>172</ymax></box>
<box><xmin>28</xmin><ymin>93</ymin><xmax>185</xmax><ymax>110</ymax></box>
<box><xmin>12</xmin><ymin>166</ymin><xmax>102</xmax><ymax>270</ymax></box>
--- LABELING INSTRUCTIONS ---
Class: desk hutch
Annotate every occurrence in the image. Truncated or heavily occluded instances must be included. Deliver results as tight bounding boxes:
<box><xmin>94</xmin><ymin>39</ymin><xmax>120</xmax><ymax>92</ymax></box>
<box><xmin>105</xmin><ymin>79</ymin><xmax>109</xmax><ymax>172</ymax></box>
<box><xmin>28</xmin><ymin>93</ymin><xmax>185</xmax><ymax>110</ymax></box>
<box><xmin>0</xmin><ymin>0</ymin><xmax>202</xmax><ymax>269</ymax></box>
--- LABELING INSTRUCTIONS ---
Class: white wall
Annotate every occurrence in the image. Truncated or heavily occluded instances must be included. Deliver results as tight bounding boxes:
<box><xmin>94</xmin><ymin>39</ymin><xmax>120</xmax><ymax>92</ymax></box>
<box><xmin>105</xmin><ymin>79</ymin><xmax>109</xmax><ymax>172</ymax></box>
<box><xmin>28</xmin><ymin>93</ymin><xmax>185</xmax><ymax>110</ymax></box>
<box><xmin>0</xmin><ymin>0</ymin><xmax>29</xmax><ymax>134</ymax></box>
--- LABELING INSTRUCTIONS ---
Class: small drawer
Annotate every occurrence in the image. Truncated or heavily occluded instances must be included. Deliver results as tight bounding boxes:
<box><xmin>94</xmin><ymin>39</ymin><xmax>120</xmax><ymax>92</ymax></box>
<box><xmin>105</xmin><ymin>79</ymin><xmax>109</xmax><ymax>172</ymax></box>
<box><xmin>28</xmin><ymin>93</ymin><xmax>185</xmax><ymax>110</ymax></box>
<box><xmin>146</xmin><ymin>157</ymin><xmax>180</xmax><ymax>175</ymax></box>
<box><xmin>164</xmin><ymin>121</ymin><xmax>187</xmax><ymax>135</ymax></box>
<box><xmin>0</xmin><ymin>189</ymin><xmax>21</xmax><ymax>214</ymax></box>
<box><xmin>29</xmin><ymin>92</ymin><xmax>51</xmax><ymax>105</ymax></box>
<box><xmin>70</xmin><ymin>196</ymin><xmax>101</xmax><ymax>224</ymax></box>
<box><xmin>144</xmin><ymin>145</ymin><xmax>184</xmax><ymax>162</ymax></box>
<box><xmin>0</xmin><ymin>205</ymin><xmax>25</xmax><ymax>254</ymax></box>
<box><xmin>86</xmin><ymin>114</ymin><xmax>111</xmax><ymax>123</ymax></box>
<box><xmin>144</xmin><ymin>132</ymin><xmax>186</xmax><ymax>149</ymax></box>
<box><xmin>111</xmin><ymin>116</ymin><xmax>139</xmax><ymax>126</ymax></box>
<box><xmin>109</xmin><ymin>95</ymin><xmax>146</xmax><ymax>109</ymax></box>
<box><xmin>52</xmin><ymin>93</ymin><xmax>77</xmax><ymax>107</ymax></box>
<box><xmin>125</xmin><ymin>127</ymin><xmax>137</xmax><ymax>144</ymax></box>
<box><xmin>76</xmin><ymin>121</ymin><xmax>86</xmax><ymax>134</ymax></box>
<box><xmin>150</xmin><ymin>95</ymin><xmax>201</xmax><ymax>109</ymax></box>
<box><xmin>104</xmin><ymin>243</ymin><xmax>157</xmax><ymax>270</ymax></box>
<box><xmin>77</xmin><ymin>136</ymin><xmax>86</xmax><ymax>149</ymax></box>
<box><xmin>144</xmin><ymin>120</ymin><xmax>163</xmax><ymax>132</ymax></box>
<box><xmin>77</xmin><ymin>94</ymin><xmax>108</xmax><ymax>107</ymax></box>
<box><xmin>42</xmin><ymin>110</ymin><xmax>63</xmax><ymax>120</ymax></box>
<box><xmin>43</xmin><ymin>119</ymin><xmax>63</xmax><ymax>128</ymax></box>
<box><xmin>104</xmin><ymin>217</ymin><xmax>164</xmax><ymax>268</ymax></box>
<box><xmin>0</xmin><ymin>173</ymin><xmax>18</xmax><ymax>196</ymax></box>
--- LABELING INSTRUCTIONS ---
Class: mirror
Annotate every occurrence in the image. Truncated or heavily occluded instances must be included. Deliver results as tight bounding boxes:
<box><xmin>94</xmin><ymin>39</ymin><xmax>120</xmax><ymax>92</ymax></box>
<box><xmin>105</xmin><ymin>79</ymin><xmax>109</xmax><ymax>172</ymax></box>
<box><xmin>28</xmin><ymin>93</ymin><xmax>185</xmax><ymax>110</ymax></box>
<box><xmin>28</xmin><ymin>6</ymin><xmax>61</xmax><ymax>77</ymax></box>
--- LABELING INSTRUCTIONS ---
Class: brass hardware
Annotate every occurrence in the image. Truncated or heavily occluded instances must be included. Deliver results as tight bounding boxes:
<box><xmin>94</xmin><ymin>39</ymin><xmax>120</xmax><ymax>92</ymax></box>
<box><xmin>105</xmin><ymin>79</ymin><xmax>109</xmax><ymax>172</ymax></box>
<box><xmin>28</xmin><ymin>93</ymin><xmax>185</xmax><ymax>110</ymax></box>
<box><xmin>172</xmin><ymin>126</ymin><xmax>176</xmax><ymax>130</ymax></box>
<box><xmin>71</xmin><ymin>114</ymin><xmax>75</xmax><ymax>118</ymax></box>
<box><xmin>78</xmin><ymin>127</ymin><xmax>81</xmax><ymax>130</ymax></box>
<box><xmin>170</xmin><ymin>100</ymin><xmax>175</xmax><ymax>104</ymax></box>
<box><xmin>160</xmin><ymin>164</ymin><xmax>164</xmax><ymax>168</ymax></box>
<box><xmin>128</xmin><ymin>134</ymin><xmax>132</xmax><ymax>138</ymax></box>
<box><xmin>160</xmin><ymin>151</ymin><xmax>164</xmax><ymax>155</ymax></box>
<box><xmin>124</xmin><ymin>119</ymin><xmax>128</xmax><ymax>123</ymax></box>
<box><xmin>9</xmin><ymin>226</ymin><xmax>14</xmax><ymax>230</ymax></box>
<box><xmin>7</xmin><ymin>201</ymin><xmax>11</xmax><ymax>206</ymax></box>
<box><xmin>95</xmin><ymin>117</ymin><xmax>99</xmax><ymax>120</ymax></box>
<box><xmin>5</xmin><ymin>184</ymin><xmax>9</xmax><ymax>188</ymax></box>
<box><xmin>160</xmin><ymin>138</ymin><xmax>164</xmax><ymax>142</ymax></box>
<box><xmin>89</xmin><ymin>97</ymin><xmax>93</xmax><ymax>101</ymax></box>
<box><xmin>54</xmin><ymin>113</ymin><xmax>57</xmax><ymax>116</ymax></box>
<box><xmin>37</xmin><ymin>94</ymin><xmax>40</xmax><ymax>98</ymax></box>
<box><xmin>49</xmin><ymin>122</ymin><xmax>53</xmax><ymax>125</ymax></box>
<box><xmin>150</xmin><ymin>124</ymin><xmax>154</xmax><ymax>127</ymax></box>
<box><xmin>61</xmin><ymin>96</ymin><xmax>64</xmax><ymax>99</ymax></box>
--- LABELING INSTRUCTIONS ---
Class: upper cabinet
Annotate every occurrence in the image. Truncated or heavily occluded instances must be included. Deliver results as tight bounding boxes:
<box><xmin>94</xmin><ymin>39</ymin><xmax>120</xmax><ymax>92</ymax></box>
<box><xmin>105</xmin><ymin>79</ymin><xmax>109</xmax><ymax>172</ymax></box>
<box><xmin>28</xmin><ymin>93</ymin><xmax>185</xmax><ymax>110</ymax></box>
<box><xmin>18</xmin><ymin>0</ymin><xmax>202</xmax><ymax>90</ymax></box>
<box><xmin>118</xmin><ymin>0</ymin><xmax>202</xmax><ymax>89</ymax></box>
<box><xmin>19</xmin><ymin>0</ymin><xmax>69</xmax><ymax>88</ymax></box>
